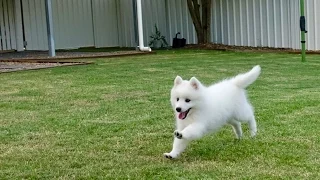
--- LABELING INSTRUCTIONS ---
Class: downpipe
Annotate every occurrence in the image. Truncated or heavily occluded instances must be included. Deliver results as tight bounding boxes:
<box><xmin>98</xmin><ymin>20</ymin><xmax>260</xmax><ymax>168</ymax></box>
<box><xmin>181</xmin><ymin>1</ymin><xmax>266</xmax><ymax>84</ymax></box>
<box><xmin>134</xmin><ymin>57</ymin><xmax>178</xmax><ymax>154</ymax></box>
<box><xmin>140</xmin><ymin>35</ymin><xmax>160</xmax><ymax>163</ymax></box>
<box><xmin>136</xmin><ymin>0</ymin><xmax>151</xmax><ymax>52</ymax></box>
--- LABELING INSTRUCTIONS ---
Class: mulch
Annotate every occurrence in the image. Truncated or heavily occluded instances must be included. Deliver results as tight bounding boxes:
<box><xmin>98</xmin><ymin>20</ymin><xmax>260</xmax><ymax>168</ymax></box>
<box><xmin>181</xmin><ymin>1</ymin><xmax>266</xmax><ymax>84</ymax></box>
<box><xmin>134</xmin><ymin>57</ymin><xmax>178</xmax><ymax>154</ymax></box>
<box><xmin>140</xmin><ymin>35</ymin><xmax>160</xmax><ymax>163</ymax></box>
<box><xmin>185</xmin><ymin>43</ymin><xmax>320</xmax><ymax>54</ymax></box>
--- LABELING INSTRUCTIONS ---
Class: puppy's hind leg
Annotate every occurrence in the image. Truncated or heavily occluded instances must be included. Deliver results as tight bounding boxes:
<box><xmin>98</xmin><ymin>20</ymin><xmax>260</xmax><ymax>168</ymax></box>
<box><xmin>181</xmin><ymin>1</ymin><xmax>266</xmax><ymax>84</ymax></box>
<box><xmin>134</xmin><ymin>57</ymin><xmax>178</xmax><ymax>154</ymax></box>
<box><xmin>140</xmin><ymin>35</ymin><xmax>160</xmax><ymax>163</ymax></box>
<box><xmin>235</xmin><ymin>104</ymin><xmax>257</xmax><ymax>137</ymax></box>
<box><xmin>229</xmin><ymin>120</ymin><xmax>243</xmax><ymax>139</ymax></box>
<box><xmin>248</xmin><ymin>115</ymin><xmax>257</xmax><ymax>137</ymax></box>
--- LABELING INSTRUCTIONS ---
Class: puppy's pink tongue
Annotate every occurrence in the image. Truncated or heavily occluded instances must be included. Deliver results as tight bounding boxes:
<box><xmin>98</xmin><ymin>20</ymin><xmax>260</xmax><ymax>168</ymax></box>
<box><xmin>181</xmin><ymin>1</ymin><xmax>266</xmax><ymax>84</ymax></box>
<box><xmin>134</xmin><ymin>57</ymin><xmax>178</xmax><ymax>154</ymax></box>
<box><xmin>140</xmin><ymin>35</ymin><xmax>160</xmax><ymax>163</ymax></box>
<box><xmin>179</xmin><ymin>112</ymin><xmax>187</xmax><ymax>120</ymax></box>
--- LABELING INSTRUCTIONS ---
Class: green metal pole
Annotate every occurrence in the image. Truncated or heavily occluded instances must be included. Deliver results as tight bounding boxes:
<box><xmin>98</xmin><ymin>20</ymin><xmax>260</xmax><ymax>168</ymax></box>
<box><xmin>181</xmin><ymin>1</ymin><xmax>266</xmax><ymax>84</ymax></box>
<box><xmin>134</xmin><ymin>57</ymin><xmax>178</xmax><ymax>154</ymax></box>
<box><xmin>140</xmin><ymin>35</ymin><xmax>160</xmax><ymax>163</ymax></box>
<box><xmin>300</xmin><ymin>0</ymin><xmax>306</xmax><ymax>62</ymax></box>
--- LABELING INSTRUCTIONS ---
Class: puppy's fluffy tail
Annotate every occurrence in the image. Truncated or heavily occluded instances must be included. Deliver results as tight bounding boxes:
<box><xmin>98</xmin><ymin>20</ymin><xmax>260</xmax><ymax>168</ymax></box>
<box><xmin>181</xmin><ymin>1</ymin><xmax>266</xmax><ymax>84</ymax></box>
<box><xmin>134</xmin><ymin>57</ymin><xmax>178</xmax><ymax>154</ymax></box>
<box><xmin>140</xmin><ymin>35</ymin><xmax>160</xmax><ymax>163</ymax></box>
<box><xmin>232</xmin><ymin>65</ymin><xmax>261</xmax><ymax>89</ymax></box>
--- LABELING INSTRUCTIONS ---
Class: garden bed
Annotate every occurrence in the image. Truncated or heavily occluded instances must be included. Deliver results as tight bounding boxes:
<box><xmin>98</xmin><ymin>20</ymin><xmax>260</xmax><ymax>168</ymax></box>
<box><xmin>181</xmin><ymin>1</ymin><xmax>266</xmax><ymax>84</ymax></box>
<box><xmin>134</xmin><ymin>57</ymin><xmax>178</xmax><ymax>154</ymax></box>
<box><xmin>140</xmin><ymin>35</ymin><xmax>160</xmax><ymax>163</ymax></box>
<box><xmin>185</xmin><ymin>43</ymin><xmax>320</xmax><ymax>54</ymax></box>
<box><xmin>0</xmin><ymin>50</ymin><xmax>153</xmax><ymax>73</ymax></box>
<box><xmin>0</xmin><ymin>61</ymin><xmax>87</xmax><ymax>73</ymax></box>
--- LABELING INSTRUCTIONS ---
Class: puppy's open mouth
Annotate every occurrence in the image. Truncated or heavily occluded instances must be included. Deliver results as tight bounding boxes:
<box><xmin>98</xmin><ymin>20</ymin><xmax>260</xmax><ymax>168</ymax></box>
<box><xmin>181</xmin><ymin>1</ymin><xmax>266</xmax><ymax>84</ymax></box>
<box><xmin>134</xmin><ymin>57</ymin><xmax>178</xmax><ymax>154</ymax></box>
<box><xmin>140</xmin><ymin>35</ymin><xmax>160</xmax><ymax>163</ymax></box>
<box><xmin>178</xmin><ymin>108</ymin><xmax>191</xmax><ymax>120</ymax></box>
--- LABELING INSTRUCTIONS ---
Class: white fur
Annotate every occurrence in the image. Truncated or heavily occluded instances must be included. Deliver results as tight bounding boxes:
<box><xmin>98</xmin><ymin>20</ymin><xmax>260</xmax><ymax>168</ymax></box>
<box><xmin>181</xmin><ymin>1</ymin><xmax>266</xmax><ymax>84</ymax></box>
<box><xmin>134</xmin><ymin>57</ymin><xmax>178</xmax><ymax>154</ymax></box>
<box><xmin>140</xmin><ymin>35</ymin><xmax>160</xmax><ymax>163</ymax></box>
<box><xmin>164</xmin><ymin>65</ymin><xmax>261</xmax><ymax>159</ymax></box>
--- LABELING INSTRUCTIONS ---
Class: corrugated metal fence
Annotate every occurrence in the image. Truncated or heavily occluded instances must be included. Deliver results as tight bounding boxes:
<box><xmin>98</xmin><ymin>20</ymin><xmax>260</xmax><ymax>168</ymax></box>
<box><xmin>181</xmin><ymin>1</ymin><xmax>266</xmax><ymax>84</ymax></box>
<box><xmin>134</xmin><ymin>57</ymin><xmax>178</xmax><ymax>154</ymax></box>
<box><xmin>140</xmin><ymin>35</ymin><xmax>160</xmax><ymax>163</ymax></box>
<box><xmin>163</xmin><ymin>0</ymin><xmax>320</xmax><ymax>50</ymax></box>
<box><xmin>212</xmin><ymin>0</ymin><xmax>297</xmax><ymax>48</ymax></box>
<box><xmin>211</xmin><ymin>0</ymin><xmax>320</xmax><ymax>50</ymax></box>
<box><xmin>116</xmin><ymin>0</ymin><xmax>320</xmax><ymax>50</ymax></box>
<box><xmin>305</xmin><ymin>0</ymin><xmax>320</xmax><ymax>50</ymax></box>
<box><xmin>22</xmin><ymin>0</ymin><xmax>95</xmax><ymax>50</ymax></box>
<box><xmin>0</xmin><ymin>0</ymin><xmax>16</xmax><ymax>51</ymax></box>
<box><xmin>92</xmin><ymin>0</ymin><xmax>119</xmax><ymax>47</ymax></box>
<box><xmin>18</xmin><ymin>0</ymin><xmax>320</xmax><ymax>50</ymax></box>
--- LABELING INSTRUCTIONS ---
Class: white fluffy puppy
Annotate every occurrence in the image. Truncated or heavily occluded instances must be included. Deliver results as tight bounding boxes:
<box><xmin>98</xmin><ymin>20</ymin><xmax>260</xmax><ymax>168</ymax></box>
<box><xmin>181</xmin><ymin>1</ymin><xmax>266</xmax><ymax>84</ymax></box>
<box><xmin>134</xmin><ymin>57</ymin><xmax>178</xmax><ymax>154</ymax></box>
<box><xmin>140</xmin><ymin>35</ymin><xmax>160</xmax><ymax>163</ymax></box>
<box><xmin>164</xmin><ymin>65</ymin><xmax>261</xmax><ymax>159</ymax></box>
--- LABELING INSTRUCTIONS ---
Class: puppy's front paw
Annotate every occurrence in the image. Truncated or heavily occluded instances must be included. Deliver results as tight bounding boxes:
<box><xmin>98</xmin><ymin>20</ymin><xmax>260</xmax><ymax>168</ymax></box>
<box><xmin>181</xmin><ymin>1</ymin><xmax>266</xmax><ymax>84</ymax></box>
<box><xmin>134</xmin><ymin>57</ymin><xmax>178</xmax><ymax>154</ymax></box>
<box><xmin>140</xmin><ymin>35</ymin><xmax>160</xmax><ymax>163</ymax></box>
<box><xmin>163</xmin><ymin>153</ymin><xmax>173</xmax><ymax>159</ymax></box>
<box><xmin>174</xmin><ymin>130</ymin><xmax>183</xmax><ymax>139</ymax></box>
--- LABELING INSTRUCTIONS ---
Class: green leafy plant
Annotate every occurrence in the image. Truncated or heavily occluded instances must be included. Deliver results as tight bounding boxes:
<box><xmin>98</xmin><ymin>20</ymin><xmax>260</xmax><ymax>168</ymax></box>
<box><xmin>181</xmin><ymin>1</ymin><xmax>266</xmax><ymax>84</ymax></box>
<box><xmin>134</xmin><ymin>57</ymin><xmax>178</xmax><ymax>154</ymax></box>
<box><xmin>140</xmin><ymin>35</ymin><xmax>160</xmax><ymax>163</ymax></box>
<box><xmin>148</xmin><ymin>24</ymin><xmax>168</xmax><ymax>48</ymax></box>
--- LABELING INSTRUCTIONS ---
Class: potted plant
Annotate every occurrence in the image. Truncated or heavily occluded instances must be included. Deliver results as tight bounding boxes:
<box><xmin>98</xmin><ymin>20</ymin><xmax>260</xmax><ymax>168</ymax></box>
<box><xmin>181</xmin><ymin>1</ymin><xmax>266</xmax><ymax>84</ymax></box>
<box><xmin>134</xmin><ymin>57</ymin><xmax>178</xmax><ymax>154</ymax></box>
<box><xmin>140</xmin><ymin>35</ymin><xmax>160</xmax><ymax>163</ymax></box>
<box><xmin>149</xmin><ymin>24</ymin><xmax>168</xmax><ymax>49</ymax></box>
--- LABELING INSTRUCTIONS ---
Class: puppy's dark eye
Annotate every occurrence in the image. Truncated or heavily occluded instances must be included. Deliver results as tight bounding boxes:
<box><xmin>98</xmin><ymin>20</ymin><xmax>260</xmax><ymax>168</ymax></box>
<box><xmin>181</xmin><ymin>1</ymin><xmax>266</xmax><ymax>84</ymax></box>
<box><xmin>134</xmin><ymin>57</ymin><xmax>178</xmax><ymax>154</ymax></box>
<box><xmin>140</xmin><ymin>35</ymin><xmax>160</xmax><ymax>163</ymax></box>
<box><xmin>177</xmin><ymin>98</ymin><xmax>179</xmax><ymax>101</ymax></box>
<box><xmin>185</xmin><ymin>99</ymin><xmax>191</xmax><ymax>103</ymax></box>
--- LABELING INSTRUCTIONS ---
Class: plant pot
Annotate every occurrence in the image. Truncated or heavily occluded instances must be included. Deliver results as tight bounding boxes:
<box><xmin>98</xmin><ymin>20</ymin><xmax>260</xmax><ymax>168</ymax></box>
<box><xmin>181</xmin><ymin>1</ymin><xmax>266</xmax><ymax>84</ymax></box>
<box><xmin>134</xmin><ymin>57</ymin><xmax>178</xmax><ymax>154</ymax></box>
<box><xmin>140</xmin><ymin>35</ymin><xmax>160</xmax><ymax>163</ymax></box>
<box><xmin>153</xmin><ymin>40</ymin><xmax>161</xmax><ymax>49</ymax></box>
<box><xmin>172</xmin><ymin>32</ymin><xmax>186</xmax><ymax>48</ymax></box>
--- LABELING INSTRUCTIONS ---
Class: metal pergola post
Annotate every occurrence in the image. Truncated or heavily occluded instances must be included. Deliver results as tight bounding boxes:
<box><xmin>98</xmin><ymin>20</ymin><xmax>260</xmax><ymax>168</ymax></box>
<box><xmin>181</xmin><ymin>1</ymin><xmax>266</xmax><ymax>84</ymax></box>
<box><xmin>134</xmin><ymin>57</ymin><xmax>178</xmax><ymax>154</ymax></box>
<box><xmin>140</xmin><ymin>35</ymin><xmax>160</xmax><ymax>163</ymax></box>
<box><xmin>45</xmin><ymin>0</ymin><xmax>55</xmax><ymax>57</ymax></box>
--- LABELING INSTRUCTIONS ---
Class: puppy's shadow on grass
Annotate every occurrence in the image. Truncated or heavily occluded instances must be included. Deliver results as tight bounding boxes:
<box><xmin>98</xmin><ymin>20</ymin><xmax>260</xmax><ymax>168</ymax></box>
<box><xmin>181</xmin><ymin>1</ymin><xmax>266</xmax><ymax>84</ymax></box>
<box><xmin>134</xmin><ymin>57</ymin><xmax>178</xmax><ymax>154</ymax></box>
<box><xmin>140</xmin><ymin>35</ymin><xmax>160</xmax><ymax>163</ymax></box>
<box><xmin>183</xmin><ymin>137</ymin><xmax>264</xmax><ymax>162</ymax></box>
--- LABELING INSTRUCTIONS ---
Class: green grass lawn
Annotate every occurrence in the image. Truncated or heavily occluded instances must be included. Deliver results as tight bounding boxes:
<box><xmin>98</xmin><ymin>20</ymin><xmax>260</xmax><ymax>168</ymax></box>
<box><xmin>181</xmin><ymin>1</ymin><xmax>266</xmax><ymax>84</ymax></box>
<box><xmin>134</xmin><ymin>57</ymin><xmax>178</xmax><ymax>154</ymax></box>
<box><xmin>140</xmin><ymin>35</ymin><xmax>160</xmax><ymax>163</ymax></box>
<box><xmin>1</xmin><ymin>50</ymin><xmax>319</xmax><ymax>179</ymax></box>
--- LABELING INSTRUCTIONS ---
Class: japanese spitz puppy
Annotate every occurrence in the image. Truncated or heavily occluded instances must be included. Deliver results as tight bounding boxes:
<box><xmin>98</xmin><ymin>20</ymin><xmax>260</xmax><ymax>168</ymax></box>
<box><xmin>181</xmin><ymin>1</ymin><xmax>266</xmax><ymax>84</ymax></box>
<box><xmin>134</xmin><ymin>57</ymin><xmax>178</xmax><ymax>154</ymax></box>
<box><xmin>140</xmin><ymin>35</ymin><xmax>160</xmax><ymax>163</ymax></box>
<box><xmin>164</xmin><ymin>65</ymin><xmax>261</xmax><ymax>159</ymax></box>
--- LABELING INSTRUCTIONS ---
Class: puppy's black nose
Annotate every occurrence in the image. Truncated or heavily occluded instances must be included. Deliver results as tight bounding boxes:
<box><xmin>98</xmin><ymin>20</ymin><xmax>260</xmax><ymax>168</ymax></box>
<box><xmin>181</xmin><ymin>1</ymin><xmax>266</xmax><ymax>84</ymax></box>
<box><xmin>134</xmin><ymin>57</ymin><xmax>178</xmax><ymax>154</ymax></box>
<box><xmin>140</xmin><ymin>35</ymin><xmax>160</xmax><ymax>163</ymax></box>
<box><xmin>176</xmin><ymin>107</ymin><xmax>181</xmax><ymax>112</ymax></box>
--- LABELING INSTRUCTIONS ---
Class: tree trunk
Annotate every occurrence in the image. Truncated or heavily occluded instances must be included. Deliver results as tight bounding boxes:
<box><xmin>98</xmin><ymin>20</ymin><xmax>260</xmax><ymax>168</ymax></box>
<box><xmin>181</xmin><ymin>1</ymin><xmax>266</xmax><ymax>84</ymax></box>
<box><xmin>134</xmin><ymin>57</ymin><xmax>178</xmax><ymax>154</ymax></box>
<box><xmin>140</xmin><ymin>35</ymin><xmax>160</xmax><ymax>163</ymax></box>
<box><xmin>201</xmin><ymin>0</ymin><xmax>211</xmax><ymax>43</ymax></box>
<box><xmin>187</xmin><ymin>0</ymin><xmax>211</xmax><ymax>44</ymax></box>
<box><xmin>187</xmin><ymin>0</ymin><xmax>203</xmax><ymax>43</ymax></box>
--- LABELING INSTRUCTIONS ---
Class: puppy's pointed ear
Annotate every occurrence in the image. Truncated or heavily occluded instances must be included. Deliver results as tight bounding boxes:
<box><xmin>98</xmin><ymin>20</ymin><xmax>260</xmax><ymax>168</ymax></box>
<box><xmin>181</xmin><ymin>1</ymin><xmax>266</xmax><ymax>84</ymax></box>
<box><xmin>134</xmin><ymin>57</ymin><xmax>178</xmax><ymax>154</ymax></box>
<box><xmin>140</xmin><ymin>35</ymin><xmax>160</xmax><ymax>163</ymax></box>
<box><xmin>190</xmin><ymin>77</ymin><xmax>200</xmax><ymax>90</ymax></box>
<box><xmin>174</xmin><ymin>76</ymin><xmax>183</xmax><ymax>86</ymax></box>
